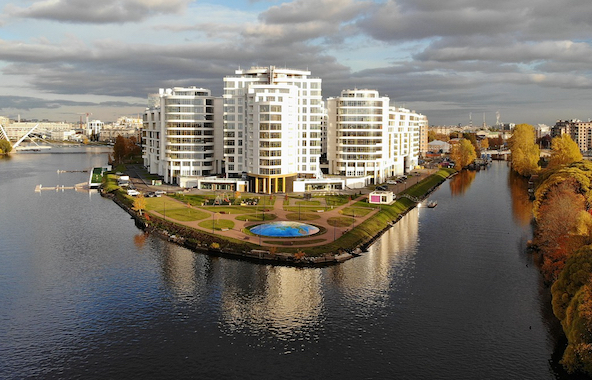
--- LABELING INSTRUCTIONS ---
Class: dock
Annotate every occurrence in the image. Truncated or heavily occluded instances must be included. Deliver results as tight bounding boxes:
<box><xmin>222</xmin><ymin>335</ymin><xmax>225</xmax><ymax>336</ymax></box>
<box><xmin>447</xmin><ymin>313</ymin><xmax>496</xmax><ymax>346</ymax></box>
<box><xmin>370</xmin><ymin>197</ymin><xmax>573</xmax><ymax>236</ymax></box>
<box><xmin>35</xmin><ymin>182</ymin><xmax>90</xmax><ymax>192</ymax></box>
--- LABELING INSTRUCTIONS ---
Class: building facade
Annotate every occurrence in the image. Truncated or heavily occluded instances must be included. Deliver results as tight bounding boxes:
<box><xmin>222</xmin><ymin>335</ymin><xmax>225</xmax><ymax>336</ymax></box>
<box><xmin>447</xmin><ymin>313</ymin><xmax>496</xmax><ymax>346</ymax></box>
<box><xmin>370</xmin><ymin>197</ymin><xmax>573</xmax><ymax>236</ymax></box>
<box><xmin>142</xmin><ymin>68</ymin><xmax>424</xmax><ymax>192</ymax></box>
<box><xmin>142</xmin><ymin>87</ymin><xmax>223</xmax><ymax>184</ymax></box>
<box><xmin>326</xmin><ymin>89</ymin><xmax>423</xmax><ymax>184</ymax></box>
<box><xmin>551</xmin><ymin>119</ymin><xmax>592</xmax><ymax>152</ymax></box>
<box><xmin>223</xmin><ymin>66</ymin><xmax>323</xmax><ymax>192</ymax></box>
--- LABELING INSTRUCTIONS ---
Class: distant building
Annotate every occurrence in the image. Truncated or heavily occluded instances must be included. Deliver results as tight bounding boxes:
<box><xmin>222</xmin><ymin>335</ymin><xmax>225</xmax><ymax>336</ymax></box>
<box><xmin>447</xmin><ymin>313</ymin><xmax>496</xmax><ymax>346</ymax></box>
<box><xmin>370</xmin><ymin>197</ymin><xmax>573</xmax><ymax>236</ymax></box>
<box><xmin>100</xmin><ymin>117</ymin><xmax>142</xmax><ymax>143</ymax></box>
<box><xmin>428</xmin><ymin>140</ymin><xmax>451</xmax><ymax>153</ymax></box>
<box><xmin>551</xmin><ymin>120</ymin><xmax>592</xmax><ymax>151</ymax></box>
<box><xmin>87</xmin><ymin>120</ymin><xmax>103</xmax><ymax>138</ymax></box>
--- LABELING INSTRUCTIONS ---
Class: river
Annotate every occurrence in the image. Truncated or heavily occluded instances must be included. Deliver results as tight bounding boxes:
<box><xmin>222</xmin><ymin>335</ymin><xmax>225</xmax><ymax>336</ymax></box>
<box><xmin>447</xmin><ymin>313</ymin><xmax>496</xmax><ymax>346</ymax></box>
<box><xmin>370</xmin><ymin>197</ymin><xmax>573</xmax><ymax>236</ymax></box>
<box><xmin>0</xmin><ymin>148</ymin><xmax>575</xmax><ymax>379</ymax></box>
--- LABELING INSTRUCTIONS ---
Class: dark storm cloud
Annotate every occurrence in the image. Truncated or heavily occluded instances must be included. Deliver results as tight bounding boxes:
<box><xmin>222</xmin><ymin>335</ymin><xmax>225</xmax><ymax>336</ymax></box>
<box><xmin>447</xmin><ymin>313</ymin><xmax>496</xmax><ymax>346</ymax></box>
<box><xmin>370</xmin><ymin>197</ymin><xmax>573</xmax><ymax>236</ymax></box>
<box><xmin>4</xmin><ymin>0</ymin><xmax>192</xmax><ymax>24</ymax></box>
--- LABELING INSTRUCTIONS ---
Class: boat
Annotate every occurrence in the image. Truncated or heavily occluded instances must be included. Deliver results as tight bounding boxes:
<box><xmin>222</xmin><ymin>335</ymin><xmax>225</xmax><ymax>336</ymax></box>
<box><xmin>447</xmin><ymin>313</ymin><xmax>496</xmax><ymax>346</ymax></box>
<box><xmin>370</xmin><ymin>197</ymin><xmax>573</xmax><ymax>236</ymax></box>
<box><xmin>427</xmin><ymin>200</ymin><xmax>437</xmax><ymax>208</ymax></box>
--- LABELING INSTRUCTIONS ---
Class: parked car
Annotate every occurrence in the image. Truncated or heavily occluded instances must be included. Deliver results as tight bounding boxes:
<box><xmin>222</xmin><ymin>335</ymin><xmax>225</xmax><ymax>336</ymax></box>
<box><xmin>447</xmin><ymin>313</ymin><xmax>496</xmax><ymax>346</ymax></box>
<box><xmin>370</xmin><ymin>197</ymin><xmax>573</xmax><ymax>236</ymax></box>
<box><xmin>376</xmin><ymin>185</ymin><xmax>388</xmax><ymax>191</ymax></box>
<box><xmin>386</xmin><ymin>180</ymin><xmax>397</xmax><ymax>185</ymax></box>
<box><xmin>127</xmin><ymin>189</ymin><xmax>140</xmax><ymax>196</ymax></box>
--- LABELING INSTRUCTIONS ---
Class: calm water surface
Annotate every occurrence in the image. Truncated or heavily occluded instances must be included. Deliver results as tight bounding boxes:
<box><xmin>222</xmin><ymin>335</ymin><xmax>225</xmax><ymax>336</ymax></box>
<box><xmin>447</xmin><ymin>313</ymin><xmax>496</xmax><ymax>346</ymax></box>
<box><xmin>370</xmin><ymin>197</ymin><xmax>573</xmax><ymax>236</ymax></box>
<box><xmin>0</xmin><ymin>149</ymin><xmax>573</xmax><ymax>379</ymax></box>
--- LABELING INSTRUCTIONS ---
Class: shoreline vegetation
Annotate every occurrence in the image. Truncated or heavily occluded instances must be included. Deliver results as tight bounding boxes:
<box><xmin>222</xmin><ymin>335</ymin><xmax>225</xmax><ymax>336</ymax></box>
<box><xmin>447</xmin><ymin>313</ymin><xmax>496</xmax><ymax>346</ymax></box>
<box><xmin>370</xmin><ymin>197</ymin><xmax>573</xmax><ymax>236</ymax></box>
<box><xmin>101</xmin><ymin>167</ymin><xmax>456</xmax><ymax>267</ymax></box>
<box><xmin>511</xmin><ymin>125</ymin><xmax>592</xmax><ymax>376</ymax></box>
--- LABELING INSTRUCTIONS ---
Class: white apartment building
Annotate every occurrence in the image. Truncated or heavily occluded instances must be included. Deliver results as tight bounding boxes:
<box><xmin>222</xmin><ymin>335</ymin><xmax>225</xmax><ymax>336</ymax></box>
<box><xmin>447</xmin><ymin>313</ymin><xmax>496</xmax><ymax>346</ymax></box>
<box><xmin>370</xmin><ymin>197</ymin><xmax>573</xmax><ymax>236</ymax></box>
<box><xmin>223</xmin><ymin>66</ymin><xmax>323</xmax><ymax>193</ymax></box>
<box><xmin>327</xmin><ymin>89</ymin><xmax>423</xmax><ymax>184</ymax></box>
<box><xmin>141</xmin><ymin>69</ymin><xmax>425</xmax><ymax>192</ymax></box>
<box><xmin>142</xmin><ymin>87</ymin><xmax>223</xmax><ymax>184</ymax></box>
<box><xmin>87</xmin><ymin>120</ymin><xmax>104</xmax><ymax>138</ymax></box>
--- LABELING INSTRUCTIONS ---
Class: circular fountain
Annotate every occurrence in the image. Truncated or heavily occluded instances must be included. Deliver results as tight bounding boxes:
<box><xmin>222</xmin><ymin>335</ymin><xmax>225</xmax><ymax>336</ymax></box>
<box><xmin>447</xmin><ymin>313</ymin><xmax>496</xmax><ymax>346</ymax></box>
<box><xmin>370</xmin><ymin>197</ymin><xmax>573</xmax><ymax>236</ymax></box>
<box><xmin>249</xmin><ymin>221</ymin><xmax>320</xmax><ymax>238</ymax></box>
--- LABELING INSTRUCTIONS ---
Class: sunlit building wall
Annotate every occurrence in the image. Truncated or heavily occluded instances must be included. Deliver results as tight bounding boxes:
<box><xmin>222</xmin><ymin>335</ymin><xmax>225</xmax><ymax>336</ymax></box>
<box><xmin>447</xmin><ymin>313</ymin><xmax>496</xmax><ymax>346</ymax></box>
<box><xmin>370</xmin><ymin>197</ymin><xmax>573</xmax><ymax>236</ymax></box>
<box><xmin>327</xmin><ymin>89</ymin><xmax>424</xmax><ymax>183</ymax></box>
<box><xmin>142</xmin><ymin>87</ymin><xmax>223</xmax><ymax>184</ymax></box>
<box><xmin>223</xmin><ymin>66</ymin><xmax>323</xmax><ymax>192</ymax></box>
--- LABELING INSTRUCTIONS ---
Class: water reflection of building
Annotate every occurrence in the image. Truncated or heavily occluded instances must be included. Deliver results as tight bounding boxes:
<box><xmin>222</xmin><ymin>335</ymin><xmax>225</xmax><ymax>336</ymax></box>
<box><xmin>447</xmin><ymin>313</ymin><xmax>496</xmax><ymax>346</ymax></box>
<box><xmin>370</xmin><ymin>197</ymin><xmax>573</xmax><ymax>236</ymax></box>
<box><xmin>219</xmin><ymin>266</ymin><xmax>323</xmax><ymax>335</ymax></box>
<box><xmin>159</xmin><ymin>240</ymin><xmax>200</xmax><ymax>298</ymax></box>
<box><xmin>327</xmin><ymin>208</ymin><xmax>419</xmax><ymax>300</ymax></box>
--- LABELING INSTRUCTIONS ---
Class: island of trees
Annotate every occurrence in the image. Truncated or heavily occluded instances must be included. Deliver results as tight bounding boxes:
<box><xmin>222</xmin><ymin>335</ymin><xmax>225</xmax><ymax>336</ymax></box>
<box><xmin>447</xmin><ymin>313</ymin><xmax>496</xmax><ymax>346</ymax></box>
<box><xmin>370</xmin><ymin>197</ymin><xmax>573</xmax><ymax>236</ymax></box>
<box><xmin>510</xmin><ymin>124</ymin><xmax>592</xmax><ymax>375</ymax></box>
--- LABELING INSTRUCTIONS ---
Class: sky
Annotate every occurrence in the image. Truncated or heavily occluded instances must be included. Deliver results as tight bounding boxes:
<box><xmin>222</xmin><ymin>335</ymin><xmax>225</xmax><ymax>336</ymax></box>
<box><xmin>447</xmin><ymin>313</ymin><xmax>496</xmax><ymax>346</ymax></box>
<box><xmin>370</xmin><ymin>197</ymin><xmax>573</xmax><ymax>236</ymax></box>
<box><xmin>1</xmin><ymin>0</ymin><xmax>592</xmax><ymax>126</ymax></box>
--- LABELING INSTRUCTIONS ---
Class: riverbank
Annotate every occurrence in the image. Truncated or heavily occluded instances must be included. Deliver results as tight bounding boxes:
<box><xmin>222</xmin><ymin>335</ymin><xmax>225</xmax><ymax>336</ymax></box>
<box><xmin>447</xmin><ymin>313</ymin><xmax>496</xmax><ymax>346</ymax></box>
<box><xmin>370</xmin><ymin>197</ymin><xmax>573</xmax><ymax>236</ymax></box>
<box><xmin>102</xmin><ymin>168</ymin><xmax>456</xmax><ymax>267</ymax></box>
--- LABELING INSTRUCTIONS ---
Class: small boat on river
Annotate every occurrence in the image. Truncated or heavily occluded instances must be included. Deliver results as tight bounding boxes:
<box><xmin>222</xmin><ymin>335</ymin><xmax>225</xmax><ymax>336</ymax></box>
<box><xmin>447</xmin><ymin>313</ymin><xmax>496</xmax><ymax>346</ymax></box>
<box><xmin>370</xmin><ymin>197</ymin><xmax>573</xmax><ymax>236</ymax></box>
<box><xmin>427</xmin><ymin>200</ymin><xmax>437</xmax><ymax>208</ymax></box>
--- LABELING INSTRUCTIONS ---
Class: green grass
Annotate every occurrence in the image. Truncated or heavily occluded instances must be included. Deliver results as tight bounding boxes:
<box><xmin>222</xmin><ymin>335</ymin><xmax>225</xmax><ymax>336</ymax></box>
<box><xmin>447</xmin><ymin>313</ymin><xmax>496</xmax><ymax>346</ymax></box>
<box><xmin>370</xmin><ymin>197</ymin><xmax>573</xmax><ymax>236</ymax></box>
<box><xmin>198</xmin><ymin>219</ymin><xmax>235</xmax><ymax>230</ymax></box>
<box><xmin>285</xmin><ymin>212</ymin><xmax>321</xmax><ymax>221</ymax></box>
<box><xmin>145</xmin><ymin>197</ymin><xmax>209</xmax><ymax>221</ymax></box>
<box><xmin>295</xmin><ymin>200</ymin><xmax>321</xmax><ymax>206</ymax></box>
<box><xmin>324</xmin><ymin>194</ymin><xmax>351</xmax><ymax>206</ymax></box>
<box><xmin>327</xmin><ymin>216</ymin><xmax>355</xmax><ymax>227</ymax></box>
<box><xmin>339</xmin><ymin>206</ymin><xmax>374</xmax><ymax>217</ymax></box>
<box><xmin>102</xmin><ymin>173</ymin><xmax>120</xmax><ymax>193</ymax></box>
<box><xmin>91</xmin><ymin>167</ymin><xmax>102</xmax><ymax>183</ymax></box>
<box><xmin>235</xmin><ymin>214</ymin><xmax>277</xmax><ymax>221</ymax></box>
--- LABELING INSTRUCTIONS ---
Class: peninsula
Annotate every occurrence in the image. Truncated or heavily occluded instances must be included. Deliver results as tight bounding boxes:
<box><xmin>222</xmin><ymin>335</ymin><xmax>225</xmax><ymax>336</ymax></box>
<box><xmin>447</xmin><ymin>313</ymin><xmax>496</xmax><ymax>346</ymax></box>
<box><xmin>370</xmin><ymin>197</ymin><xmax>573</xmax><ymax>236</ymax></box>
<box><xmin>101</xmin><ymin>165</ymin><xmax>456</xmax><ymax>266</ymax></box>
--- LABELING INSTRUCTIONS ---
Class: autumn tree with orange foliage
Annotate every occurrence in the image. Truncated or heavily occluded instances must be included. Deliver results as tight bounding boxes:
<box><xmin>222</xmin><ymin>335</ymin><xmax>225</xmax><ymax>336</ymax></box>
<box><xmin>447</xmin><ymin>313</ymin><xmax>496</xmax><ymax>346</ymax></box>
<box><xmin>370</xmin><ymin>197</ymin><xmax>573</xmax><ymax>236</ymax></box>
<box><xmin>533</xmin><ymin>179</ymin><xmax>587</xmax><ymax>282</ymax></box>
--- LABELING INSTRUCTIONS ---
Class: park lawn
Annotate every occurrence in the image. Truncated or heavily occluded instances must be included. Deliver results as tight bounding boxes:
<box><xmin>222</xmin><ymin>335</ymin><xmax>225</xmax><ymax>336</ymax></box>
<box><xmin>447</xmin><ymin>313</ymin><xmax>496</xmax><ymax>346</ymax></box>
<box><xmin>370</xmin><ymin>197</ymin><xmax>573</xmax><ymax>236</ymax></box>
<box><xmin>327</xmin><ymin>216</ymin><xmax>354</xmax><ymax>227</ymax></box>
<box><xmin>198</xmin><ymin>219</ymin><xmax>235</xmax><ymax>230</ymax></box>
<box><xmin>145</xmin><ymin>197</ymin><xmax>209</xmax><ymax>221</ymax></box>
<box><xmin>235</xmin><ymin>214</ymin><xmax>277</xmax><ymax>221</ymax></box>
<box><xmin>285</xmin><ymin>212</ymin><xmax>321</xmax><ymax>221</ymax></box>
<box><xmin>324</xmin><ymin>194</ymin><xmax>351</xmax><ymax>206</ymax></box>
<box><xmin>403</xmin><ymin>168</ymin><xmax>456</xmax><ymax>198</ymax></box>
<box><xmin>102</xmin><ymin>174</ymin><xmax>120</xmax><ymax>193</ymax></box>
<box><xmin>284</xmin><ymin>205</ymin><xmax>327</xmax><ymax>212</ymax></box>
<box><xmin>295</xmin><ymin>200</ymin><xmax>321</xmax><ymax>206</ymax></box>
<box><xmin>339</xmin><ymin>206</ymin><xmax>374</xmax><ymax>217</ymax></box>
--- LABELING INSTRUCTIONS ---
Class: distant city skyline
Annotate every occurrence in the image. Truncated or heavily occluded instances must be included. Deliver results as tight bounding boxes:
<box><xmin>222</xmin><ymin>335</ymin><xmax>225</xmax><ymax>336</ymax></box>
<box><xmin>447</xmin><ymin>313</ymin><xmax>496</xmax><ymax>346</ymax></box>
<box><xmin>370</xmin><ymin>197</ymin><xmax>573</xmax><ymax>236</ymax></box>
<box><xmin>1</xmin><ymin>0</ymin><xmax>592</xmax><ymax>126</ymax></box>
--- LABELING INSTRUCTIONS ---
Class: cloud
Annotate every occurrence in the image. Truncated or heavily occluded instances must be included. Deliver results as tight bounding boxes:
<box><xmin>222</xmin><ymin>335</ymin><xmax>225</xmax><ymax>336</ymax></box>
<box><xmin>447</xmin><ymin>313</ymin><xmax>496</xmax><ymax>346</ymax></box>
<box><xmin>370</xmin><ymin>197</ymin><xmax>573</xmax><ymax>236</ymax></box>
<box><xmin>4</xmin><ymin>0</ymin><xmax>192</xmax><ymax>24</ymax></box>
<box><xmin>0</xmin><ymin>95</ymin><xmax>144</xmax><ymax>111</ymax></box>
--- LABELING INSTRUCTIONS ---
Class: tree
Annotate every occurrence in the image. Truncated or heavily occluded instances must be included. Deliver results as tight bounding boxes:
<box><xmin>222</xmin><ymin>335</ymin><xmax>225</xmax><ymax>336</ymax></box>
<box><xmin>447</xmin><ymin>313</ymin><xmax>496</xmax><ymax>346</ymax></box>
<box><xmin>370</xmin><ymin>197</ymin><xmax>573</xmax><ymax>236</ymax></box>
<box><xmin>113</xmin><ymin>135</ymin><xmax>127</xmax><ymax>164</ymax></box>
<box><xmin>533</xmin><ymin>180</ymin><xmax>586</xmax><ymax>282</ymax></box>
<box><xmin>428</xmin><ymin>130</ymin><xmax>437</xmax><ymax>142</ymax></box>
<box><xmin>548</xmin><ymin>134</ymin><xmax>583</xmax><ymax>169</ymax></box>
<box><xmin>480</xmin><ymin>137</ymin><xmax>489</xmax><ymax>150</ymax></box>
<box><xmin>449</xmin><ymin>138</ymin><xmax>477</xmax><ymax>169</ymax></box>
<box><xmin>508</xmin><ymin>123</ymin><xmax>540</xmax><ymax>176</ymax></box>
<box><xmin>0</xmin><ymin>139</ymin><xmax>12</xmax><ymax>154</ymax></box>
<box><xmin>132</xmin><ymin>194</ymin><xmax>147</xmax><ymax>216</ymax></box>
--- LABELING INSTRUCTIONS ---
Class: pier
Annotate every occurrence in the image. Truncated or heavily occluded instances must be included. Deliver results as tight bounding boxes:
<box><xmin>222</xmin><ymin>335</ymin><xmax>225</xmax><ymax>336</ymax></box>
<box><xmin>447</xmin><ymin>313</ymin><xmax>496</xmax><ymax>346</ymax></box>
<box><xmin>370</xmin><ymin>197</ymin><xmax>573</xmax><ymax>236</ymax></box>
<box><xmin>35</xmin><ymin>182</ymin><xmax>90</xmax><ymax>192</ymax></box>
